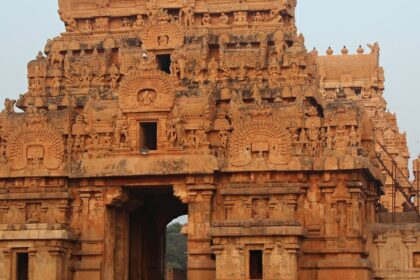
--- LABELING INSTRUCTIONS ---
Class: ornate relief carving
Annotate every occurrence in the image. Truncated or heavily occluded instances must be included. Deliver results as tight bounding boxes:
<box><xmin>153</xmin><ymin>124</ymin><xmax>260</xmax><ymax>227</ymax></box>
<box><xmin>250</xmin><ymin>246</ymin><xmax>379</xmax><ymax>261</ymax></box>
<box><xmin>7</xmin><ymin>107</ymin><xmax>64</xmax><ymax>171</ymax></box>
<box><xmin>0</xmin><ymin>1</ymin><xmax>405</xmax><ymax>280</ymax></box>
<box><xmin>119</xmin><ymin>69</ymin><xmax>177</xmax><ymax>113</ymax></box>
<box><xmin>141</xmin><ymin>22</ymin><xmax>184</xmax><ymax>50</ymax></box>
<box><xmin>229</xmin><ymin>120</ymin><xmax>291</xmax><ymax>167</ymax></box>
<box><xmin>252</xmin><ymin>198</ymin><xmax>269</xmax><ymax>219</ymax></box>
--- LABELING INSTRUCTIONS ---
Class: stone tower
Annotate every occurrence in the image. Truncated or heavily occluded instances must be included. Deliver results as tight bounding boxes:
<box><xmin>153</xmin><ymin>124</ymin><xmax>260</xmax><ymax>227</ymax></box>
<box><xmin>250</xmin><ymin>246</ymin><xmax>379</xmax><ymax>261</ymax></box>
<box><xmin>0</xmin><ymin>1</ymin><xmax>396</xmax><ymax>280</ymax></box>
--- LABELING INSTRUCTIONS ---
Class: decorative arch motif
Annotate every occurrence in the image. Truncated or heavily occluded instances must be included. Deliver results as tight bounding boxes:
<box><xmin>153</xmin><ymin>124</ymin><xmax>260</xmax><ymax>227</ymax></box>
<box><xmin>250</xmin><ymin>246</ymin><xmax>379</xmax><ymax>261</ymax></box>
<box><xmin>229</xmin><ymin>120</ymin><xmax>291</xmax><ymax>167</ymax></box>
<box><xmin>7</xmin><ymin>123</ymin><xmax>64</xmax><ymax>171</ymax></box>
<box><xmin>141</xmin><ymin>23</ymin><xmax>184</xmax><ymax>50</ymax></box>
<box><xmin>119</xmin><ymin>70</ymin><xmax>177</xmax><ymax>113</ymax></box>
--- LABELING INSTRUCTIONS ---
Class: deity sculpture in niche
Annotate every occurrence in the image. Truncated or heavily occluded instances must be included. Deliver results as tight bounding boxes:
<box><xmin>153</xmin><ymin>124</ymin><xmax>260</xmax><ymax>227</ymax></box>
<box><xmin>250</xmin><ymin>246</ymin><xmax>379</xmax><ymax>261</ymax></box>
<box><xmin>219</xmin><ymin>13</ymin><xmax>229</xmax><ymax>25</ymax></box>
<box><xmin>179</xmin><ymin>4</ymin><xmax>194</xmax><ymax>28</ymax></box>
<box><xmin>134</xmin><ymin>15</ymin><xmax>145</xmax><ymax>28</ymax></box>
<box><xmin>233</xmin><ymin>11</ymin><xmax>248</xmax><ymax>25</ymax></box>
<box><xmin>26</xmin><ymin>202</ymin><xmax>42</xmax><ymax>223</ymax></box>
<box><xmin>119</xmin><ymin>69</ymin><xmax>176</xmax><ymax>113</ymax></box>
<box><xmin>252</xmin><ymin>198</ymin><xmax>269</xmax><ymax>219</ymax></box>
<box><xmin>114</xmin><ymin>112</ymin><xmax>130</xmax><ymax>149</ymax></box>
<box><xmin>202</xmin><ymin>13</ymin><xmax>211</xmax><ymax>26</ymax></box>
<box><xmin>167</xmin><ymin>116</ymin><xmax>185</xmax><ymax>148</ymax></box>
<box><xmin>138</xmin><ymin>89</ymin><xmax>157</xmax><ymax>107</ymax></box>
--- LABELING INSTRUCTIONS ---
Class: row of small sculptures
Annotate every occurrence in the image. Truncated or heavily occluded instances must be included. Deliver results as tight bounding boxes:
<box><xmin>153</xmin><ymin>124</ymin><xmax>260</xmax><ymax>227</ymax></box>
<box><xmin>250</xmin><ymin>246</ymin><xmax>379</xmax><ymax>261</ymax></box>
<box><xmin>61</xmin><ymin>2</ymin><xmax>296</xmax><ymax>32</ymax></box>
<box><xmin>25</xmin><ymin>35</ymin><xmax>311</xmax><ymax>100</ymax></box>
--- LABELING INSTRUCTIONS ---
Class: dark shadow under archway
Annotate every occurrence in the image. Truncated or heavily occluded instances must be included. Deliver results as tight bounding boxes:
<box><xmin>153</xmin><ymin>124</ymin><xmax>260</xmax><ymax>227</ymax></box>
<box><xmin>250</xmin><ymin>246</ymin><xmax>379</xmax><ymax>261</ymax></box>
<box><xmin>127</xmin><ymin>187</ymin><xmax>188</xmax><ymax>280</ymax></box>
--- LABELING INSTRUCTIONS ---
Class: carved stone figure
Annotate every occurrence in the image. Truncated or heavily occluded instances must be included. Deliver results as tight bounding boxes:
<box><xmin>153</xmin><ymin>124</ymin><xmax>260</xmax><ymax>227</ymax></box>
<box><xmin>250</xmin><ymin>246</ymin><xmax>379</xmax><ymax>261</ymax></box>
<box><xmin>65</xmin><ymin>18</ymin><xmax>77</xmax><ymax>32</ymax></box>
<box><xmin>84</xmin><ymin>19</ymin><xmax>93</xmax><ymax>32</ymax></box>
<box><xmin>219</xmin><ymin>13</ymin><xmax>229</xmax><ymax>25</ymax></box>
<box><xmin>134</xmin><ymin>15</ymin><xmax>145</xmax><ymax>28</ymax></box>
<box><xmin>108</xmin><ymin>63</ymin><xmax>120</xmax><ymax>89</ymax></box>
<box><xmin>233</xmin><ymin>11</ymin><xmax>248</xmax><ymax>25</ymax></box>
<box><xmin>121</xmin><ymin>17</ymin><xmax>132</xmax><ymax>29</ymax></box>
<box><xmin>202</xmin><ymin>13</ymin><xmax>211</xmax><ymax>26</ymax></box>
<box><xmin>179</xmin><ymin>5</ymin><xmax>194</xmax><ymax>27</ymax></box>
<box><xmin>95</xmin><ymin>17</ymin><xmax>109</xmax><ymax>30</ymax></box>
<box><xmin>3</xmin><ymin>98</ymin><xmax>16</xmax><ymax>113</ymax></box>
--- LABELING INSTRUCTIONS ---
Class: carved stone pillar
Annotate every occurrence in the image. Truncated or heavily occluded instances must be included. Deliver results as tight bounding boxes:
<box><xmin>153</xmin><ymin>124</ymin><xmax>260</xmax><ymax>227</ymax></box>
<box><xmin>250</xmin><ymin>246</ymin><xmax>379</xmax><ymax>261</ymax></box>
<box><xmin>374</xmin><ymin>235</ymin><xmax>386</xmax><ymax>269</ymax></box>
<box><xmin>349</xmin><ymin>185</ymin><xmax>362</xmax><ymax>235</ymax></box>
<box><xmin>47</xmin><ymin>247</ymin><xmax>66</xmax><ymax>280</ymax></box>
<box><xmin>103</xmin><ymin>205</ymin><xmax>116</xmax><ymax>280</ymax></box>
<box><xmin>187</xmin><ymin>184</ymin><xmax>216</xmax><ymax>280</ymax></box>
<box><xmin>320</xmin><ymin>183</ymin><xmax>335</xmax><ymax>237</ymax></box>
<box><xmin>28</xmin><ymin>248</ymin><xmax>37</xmax><ymax>280</ymax></box>
<box><xmin>103</xmin><ymin>187</ymin><xmax>128</xmax><ymax>280</ymax></box>
<box><xmin>403</xmin><ymin>236</ymin><xmax>416</xmax><ymax>269</ymax></box>
<box><xmin>365</xmin><ymin>195</ymin><xmax>376</xmax><ymax>224</ymax></box>
<box><xmin>212</xmin><ymin>245</ymin><xmax>226</xmax><ymax>280</ymax></box>
<box><xmin>284</xmin><ymin>240</ymin><xmax>299</xmax><ymax>280</ymax></box>
<box><xmin>0</xmin><ymin>248</ymin><xmax>11</xmax><ymax>280</ymax></box>
<box><xmin>79</xmin><ymin>189</ymin><xmax>92</xmax><ymax>239</ymax></box>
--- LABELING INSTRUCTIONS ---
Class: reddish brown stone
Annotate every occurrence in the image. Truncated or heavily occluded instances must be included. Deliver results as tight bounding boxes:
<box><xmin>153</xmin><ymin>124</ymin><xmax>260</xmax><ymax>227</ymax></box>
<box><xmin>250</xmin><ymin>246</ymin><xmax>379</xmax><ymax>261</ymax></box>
<box><xmin>0</xmin><ymin>1</ymin><xmax>418</xmax><ymax>280</ymax></box>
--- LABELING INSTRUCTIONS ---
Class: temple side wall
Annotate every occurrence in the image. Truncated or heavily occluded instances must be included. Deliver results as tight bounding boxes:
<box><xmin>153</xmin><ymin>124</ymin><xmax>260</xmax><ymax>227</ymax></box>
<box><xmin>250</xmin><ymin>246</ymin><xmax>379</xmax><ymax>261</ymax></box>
<box><xmin>367</xmin><ymin>221</ymin><xmax>420</xmax><ymax>280</ymax></box>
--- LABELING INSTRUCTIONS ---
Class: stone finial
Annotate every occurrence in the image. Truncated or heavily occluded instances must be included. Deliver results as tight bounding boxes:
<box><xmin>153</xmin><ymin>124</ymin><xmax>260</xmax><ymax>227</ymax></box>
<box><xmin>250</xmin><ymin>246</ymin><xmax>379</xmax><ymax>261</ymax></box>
<box><xmin>357</xmin><ymin>45</ymin><xmax>365</xmax><ymax>54</ymax></box>
<box><xmin>311</xmin><ymin>47</ymin><xmax>319</xmax><ymax>56</ymax></box>
<box><xmin>341</xmin><ymin>46</ymin><xmax>349</xmax><ymax>55</ymax></box>
<box><xmin>326</xmin><ymin>47</ymin><xmax>333</xmax><ymax>56</ymax></box>
<box><xmin>3</xmin><ymin>98</ymin><xmax>16</xmax><ymax>113</ymax></box>
<box><xmin>367</xmin><ymin>42</ymin><xmax>380</xmax><ymax>54</ymax></box>
<box><xmin>36</xmin><ymin>51</ymin><xmax>44</xmax><ymax>60</ymax></box>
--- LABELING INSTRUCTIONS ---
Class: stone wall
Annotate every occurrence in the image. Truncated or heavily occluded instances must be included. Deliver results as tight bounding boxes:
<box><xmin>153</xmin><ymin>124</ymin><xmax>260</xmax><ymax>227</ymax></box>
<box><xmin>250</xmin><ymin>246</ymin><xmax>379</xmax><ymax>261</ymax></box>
<box><xmin>367</xmin><ymin>220</ymin><xmax>420</xmax><ymax>280</ymax></box>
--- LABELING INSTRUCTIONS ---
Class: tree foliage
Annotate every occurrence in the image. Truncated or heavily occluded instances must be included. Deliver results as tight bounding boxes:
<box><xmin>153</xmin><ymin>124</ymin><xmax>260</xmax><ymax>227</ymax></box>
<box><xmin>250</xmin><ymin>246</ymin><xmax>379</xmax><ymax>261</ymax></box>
<box><xmin>166</xmin><ymin>222</ymin><xmax>187</xmax><ymax>270</ymax></box>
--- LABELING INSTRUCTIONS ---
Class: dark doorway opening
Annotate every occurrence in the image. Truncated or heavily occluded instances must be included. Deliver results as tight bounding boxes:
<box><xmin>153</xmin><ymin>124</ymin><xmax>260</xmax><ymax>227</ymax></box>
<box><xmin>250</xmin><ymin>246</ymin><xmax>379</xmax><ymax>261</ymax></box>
<box><xmin>249</xmin><ymin>250</ymin><xmax>263</xmax><ymax>279</ymax></box>
<box><xmin>16</xmin><ymin>252</ymin><xmax>29</xmax><ymax>280</ymax></box>
<box><xmin>139</xmin><ymin>122</ymin><xmax>157</xmax><ymax>151</ymax></box>
<box><xmin>156</xmin><ymin>54</ymin><xmax>172</xmax><ymax>74</ymax></box>
<box><xmin>128</xmin><ymin>187</ymin><xmax>188</xmax><ymax>280</ymax></box>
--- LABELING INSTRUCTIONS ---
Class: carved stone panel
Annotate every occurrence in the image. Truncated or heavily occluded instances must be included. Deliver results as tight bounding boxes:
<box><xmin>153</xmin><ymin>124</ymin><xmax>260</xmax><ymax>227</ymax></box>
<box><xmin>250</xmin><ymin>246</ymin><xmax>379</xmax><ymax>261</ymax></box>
<box><xmin>229</xmin><ymin>120</ymin><xmax>292</xmax><ymax>167</ymax></box>
<box><xmin>119</xmin><ymin>70</ymin><xmax>177</xmax><ymax>113</ymax></box>
<box><xmin>141</xmin><ymin>23</ymin><xmax>184</xmax><ymax>50</ymax></box>
<box><xmin>7</xmin><ymin>121</ymin><xmax>64</xmax><ymax>171</ymax></box>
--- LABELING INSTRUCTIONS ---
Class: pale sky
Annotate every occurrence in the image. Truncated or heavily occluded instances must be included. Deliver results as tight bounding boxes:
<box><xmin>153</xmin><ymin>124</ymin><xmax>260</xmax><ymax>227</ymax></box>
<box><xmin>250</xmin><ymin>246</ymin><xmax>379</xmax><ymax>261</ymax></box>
<box><xmin>0</xmin><ymin>0</ymin><xmax>419</xmax><ymax>171</ymax></box>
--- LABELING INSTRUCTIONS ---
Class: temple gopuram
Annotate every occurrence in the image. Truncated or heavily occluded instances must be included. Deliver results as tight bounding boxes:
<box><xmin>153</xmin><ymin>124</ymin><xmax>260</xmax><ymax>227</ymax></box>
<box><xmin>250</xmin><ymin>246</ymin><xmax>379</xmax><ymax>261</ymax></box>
<box><xmin>0</xmin><ymin>1</ymin><xmax>419</xmax><ymax>280</ymax></box>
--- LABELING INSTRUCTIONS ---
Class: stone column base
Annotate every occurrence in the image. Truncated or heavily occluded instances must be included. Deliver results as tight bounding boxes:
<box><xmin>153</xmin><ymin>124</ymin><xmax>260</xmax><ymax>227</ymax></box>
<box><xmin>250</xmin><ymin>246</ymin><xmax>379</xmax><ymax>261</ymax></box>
<box><xmin>188</xmin><ymin>259</ymin><xmax>215</xmax><ymax>280</ymax></box>
<box><xmin>317</xmin><ymin>259</ymin><xmax>373</xmax><ymax>280</ymax></box>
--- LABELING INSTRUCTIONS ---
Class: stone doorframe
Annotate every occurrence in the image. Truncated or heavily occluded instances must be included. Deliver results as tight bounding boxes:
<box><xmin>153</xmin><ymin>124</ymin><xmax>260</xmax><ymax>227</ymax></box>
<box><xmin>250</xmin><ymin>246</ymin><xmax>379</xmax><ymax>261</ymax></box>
<box><xmin>102</xmin><ymin>182</ymin><xmax>216</xmax><ymax>280</ymax></box>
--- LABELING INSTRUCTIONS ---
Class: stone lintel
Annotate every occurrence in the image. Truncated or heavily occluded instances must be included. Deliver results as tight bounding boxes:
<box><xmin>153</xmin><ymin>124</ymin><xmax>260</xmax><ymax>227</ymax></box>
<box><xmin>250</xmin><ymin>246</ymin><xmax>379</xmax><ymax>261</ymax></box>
<box><xmin>211</xmin><ymin>225</ymin><xmax>304</xmax><ymax>237</ymax></box>
<box><xmin>221</xmin><ymin>186</ymin><xmax>301</xmax><ymax>195</ymax></box>
<box><xmin>70</xmin><ymin>154</ymin><xmax>218</xmax><ymax>178</ymax></box>
<box><xmin>0</xmin><ymin>229</ymin><xmax>77</xmax><ymax>241</ymax></box>
<box><xmin>72</xmin><ymin>250</ymin><xmax>103</xmax><ymax>257</ymax></box>
<box><xmin>316</xmin><ymin>258</ymin><xmax>373</xmax><ymax>270</ymax></box>
<box><xmin>187</xmin><ymin>184</ymin><xmax>216</xmax><ymax>192</ymax></box>
<box><xmin>0</xmin><ymin>192</ymin><xmax>72</xmax><ymax>201</ymax></box>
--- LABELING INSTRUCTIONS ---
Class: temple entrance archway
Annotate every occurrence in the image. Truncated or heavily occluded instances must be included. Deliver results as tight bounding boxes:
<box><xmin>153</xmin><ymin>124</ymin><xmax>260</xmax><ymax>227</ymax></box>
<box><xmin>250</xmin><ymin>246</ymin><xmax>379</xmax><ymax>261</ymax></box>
<box><xmin>109</xmin><ymin>186</ymin><xmax>188</xmax><ymax>280</ymax></box>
